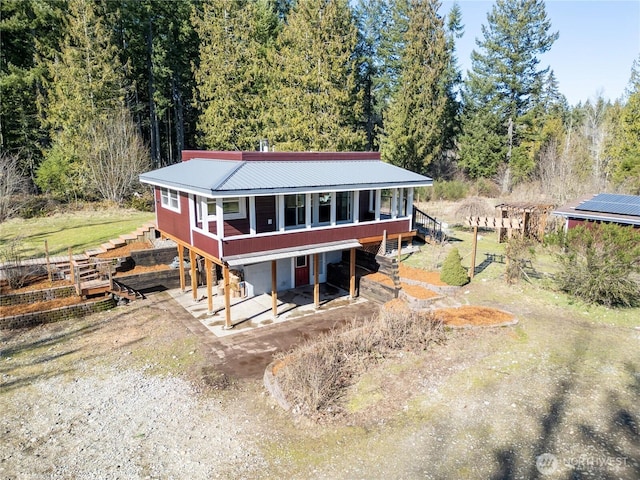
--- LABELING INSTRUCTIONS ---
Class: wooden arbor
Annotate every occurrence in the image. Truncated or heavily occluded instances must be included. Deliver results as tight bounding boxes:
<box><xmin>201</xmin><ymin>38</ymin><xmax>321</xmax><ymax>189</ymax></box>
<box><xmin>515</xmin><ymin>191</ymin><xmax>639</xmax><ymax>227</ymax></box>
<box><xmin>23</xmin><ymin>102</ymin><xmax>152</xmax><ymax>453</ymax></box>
<box><xmin>495</xmin><ymin>202</ymin><xmax>555</xmax><ymax>243</ymax></box>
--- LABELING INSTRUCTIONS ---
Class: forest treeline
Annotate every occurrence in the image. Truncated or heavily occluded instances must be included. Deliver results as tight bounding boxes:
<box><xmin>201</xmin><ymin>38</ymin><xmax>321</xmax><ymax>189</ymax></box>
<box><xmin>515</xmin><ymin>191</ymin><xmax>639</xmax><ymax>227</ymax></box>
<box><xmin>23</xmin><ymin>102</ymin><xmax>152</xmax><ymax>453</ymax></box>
<box><xmin>1</xmin><ymin>0</ymin><xmax>639</xmax><ymax>213</ymax></box>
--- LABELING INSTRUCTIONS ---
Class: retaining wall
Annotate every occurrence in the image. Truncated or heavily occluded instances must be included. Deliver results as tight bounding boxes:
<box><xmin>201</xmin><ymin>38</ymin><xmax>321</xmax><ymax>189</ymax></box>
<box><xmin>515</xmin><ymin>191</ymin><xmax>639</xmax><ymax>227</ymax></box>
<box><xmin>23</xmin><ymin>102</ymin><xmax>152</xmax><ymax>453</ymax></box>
<box><xmin>1</xmin><ymin>285</ymin><xmax>76</xmax><ymax>307</ymax></box>
<box><xmin>130</xmin><ymin>246</ymin><xmax>180</xmax><ymax>267</ymax></box>
<box><xmin>1</xmin><ymin>297</ymin><xmax>116</xmax><ymax>330</ymax></box>
<box><xmin>115</xmin><ymin>268</ymin><xmax>187</xmax><ymax>293</ymax></box>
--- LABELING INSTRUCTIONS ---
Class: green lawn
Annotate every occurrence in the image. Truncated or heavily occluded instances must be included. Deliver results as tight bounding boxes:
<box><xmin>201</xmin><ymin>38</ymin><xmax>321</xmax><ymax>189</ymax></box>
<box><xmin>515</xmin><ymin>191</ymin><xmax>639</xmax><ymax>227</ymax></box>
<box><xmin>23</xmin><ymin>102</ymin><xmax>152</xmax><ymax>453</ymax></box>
<box><xmin>0</xmin><ymin>209</ymin><xmax>155</xmax><ymax>259</ymax></box>
<box><xmin>402</xmin><ymin>226</ymin><xmax>640</xmax><ymax>328</ymax></box>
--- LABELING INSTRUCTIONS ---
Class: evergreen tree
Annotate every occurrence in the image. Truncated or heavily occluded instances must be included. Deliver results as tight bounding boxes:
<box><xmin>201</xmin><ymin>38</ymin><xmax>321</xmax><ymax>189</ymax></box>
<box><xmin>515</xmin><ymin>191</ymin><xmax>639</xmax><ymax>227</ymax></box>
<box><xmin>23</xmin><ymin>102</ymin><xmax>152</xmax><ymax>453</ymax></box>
<box><xmin>111</xmin><ymin>0</ymin><xmax>200</xmax><ymax>166</ymax></box>
<box><xmin>381</xmin><ymin>0</ymin><xmax>459</xmax><ymax>174</ymax></box>
<box><xmin>193</xmin><ymin>0</ymin><xmax>279</xmax><ymax>151</ymax></box>
<box><xmin>458</xmin><ymin>0</ymin><xmax>558</xmax><ymax>189</ymax></box>
<box><xmin>267</xmin><ymin>0</ymin><xmax>365</xmax><ymax>151</ymax></box>
<box><xmin>354</xmin><ymin>0</ymin><xmax>389</xmax><ymax>150</ymax></box>
<box><xmin>606</xmin><ymin>75</ymin><xmax>640</xmax><ymax>194</ymax></box>
<box><xmin>0</xmin><ymin>0</ymin><xmax>65</xmax><ymax>184</ymax></box>
<box><xmin>36</xmin><ymin>0</ymin><xmax>126</xmax><ymax>200</ymax></box>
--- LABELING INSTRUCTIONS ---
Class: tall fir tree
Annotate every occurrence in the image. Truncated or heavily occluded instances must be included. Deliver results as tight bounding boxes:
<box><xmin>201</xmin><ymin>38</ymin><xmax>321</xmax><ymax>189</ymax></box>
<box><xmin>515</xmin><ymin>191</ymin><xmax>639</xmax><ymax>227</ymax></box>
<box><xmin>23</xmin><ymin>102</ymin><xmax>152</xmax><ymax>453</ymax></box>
<box><xmin>380</xmin><ymin>0</ymin><xmax>458</xmax><ymax>174</ymax></box>
<box><xmin>111</xmin><ymin>0</ymin><xmax>200</xmax><ymax>166</ymax></box>
<box><xmin>0</xmin><ymin>0</ymin><xmax>65</xmax><ymax>184</ymax></box>
<box><xmin>266</xmin><ymin>0</ymin><xmax>365</xmax><ymax>151</ymax></box>
<box><xmin>193</xmin><ymin>0</ymin><xmax>279</xmax><ymax>151</ymax></box>
<box><xmin>36</xmin><ymin>0</ymin><xmax>126</xmax><ymax>199</ymax></box>
<box><xmin>354</xmin><ymin>0</ymin><xmax>389</xmax><ymax>151</ymax></box>
<box><xmin>458</xmin><ymin>0</ymin><xmax>557</xmax><ymax>189</ymax></box>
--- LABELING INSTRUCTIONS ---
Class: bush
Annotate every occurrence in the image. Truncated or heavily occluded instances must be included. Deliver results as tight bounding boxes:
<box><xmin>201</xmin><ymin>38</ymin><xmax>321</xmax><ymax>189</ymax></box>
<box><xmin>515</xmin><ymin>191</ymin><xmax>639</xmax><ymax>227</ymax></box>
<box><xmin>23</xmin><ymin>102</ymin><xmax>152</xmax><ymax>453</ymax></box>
<box><xmin>504</xmin><ymin>237</ymin><xmax>535</xmax><ymax>284</ymax></box>
<box><xmin>432</xmin><ymin>180</ymin><xmax>468</xmax><ymax>201</ymax></box>
<box><xmin>555</xmin><ymin>224</ymin><xmax>640</xmax><ymax>307</ymax></box>
<box><xmin>274</xmin><ymin>309</ymin><xmax>445</xmax><ymax>417</ymax></box>
<box><xmin>440</xmin><ymin>248</ymin><xmax>469</xmax><ymax>286</ymax></box>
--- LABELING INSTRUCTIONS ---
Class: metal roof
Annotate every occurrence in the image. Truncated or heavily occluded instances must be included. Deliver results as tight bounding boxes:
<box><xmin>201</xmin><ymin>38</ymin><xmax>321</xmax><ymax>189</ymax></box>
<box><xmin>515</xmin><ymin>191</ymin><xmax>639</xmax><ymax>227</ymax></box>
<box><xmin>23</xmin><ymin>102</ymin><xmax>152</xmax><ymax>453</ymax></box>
<box><xmin>140</xmin><ymin>158</ymin><xmax>432</xmax><ymax>196</ymax></box>
<box><xmin>574</xmin><ymin>193</ymin><xmax>640</xmax><ymax>217</ymax></box>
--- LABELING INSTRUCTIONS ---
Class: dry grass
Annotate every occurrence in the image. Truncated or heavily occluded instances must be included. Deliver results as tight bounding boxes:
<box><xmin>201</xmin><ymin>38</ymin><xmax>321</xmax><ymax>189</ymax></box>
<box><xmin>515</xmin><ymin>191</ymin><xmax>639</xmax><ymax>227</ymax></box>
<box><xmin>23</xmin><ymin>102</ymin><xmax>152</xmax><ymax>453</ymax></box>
<box><xmin>274</xmin><ymin>309</ymin><xmax>445</xmax><ymax>418</ymax></box>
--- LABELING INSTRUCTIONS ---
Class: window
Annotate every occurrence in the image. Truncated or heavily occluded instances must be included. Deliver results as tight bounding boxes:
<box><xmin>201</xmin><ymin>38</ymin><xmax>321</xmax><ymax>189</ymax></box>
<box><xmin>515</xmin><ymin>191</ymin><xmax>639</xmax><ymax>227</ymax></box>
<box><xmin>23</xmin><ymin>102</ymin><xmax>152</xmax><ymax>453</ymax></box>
<box><xmin>160</xmin><ymin>188</ymin><xmax>180</xmax><ymax>212</ymax></box>
<box><xmin>336</xmin><ymin>191</ymin><xmax>352</xmax><ymax>222</ymax></box>
<box><xmin>203</xmin><ymin>197</ymin><xmax>246</xmax><ymax>220</ymax></box>
<box><xmin>318</xmin><ymin>192</ymin><xmax>331</xmax><ymax>224</ymax></box>
<box><xmin>285</xmin><ymin>194</ymin><xmax>306</xmax><ymax>227</ymax></box>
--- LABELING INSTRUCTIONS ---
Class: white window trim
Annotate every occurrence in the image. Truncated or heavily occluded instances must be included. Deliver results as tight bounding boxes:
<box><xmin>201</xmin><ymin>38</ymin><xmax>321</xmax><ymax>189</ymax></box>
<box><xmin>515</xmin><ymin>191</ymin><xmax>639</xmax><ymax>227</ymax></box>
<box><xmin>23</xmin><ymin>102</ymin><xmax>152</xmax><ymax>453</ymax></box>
<box><xmin>160</xmin><ymin>188</ymin><xmax>180</xmax><ymax>213</ymax></box>
<box><xmin>204</xmin><ymin>197</ymin><xmax>246</xmax><ymax>221</ymax></box>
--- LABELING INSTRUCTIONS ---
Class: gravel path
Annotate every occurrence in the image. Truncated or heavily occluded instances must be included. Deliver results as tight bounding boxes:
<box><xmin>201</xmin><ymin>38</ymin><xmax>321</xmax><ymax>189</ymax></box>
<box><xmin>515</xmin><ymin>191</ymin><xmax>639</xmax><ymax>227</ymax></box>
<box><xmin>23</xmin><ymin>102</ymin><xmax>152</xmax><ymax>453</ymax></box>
<box><xmin>2</xmin><ymin>369</ymin><xmax>264</xmax><ymax>479</ymax></box>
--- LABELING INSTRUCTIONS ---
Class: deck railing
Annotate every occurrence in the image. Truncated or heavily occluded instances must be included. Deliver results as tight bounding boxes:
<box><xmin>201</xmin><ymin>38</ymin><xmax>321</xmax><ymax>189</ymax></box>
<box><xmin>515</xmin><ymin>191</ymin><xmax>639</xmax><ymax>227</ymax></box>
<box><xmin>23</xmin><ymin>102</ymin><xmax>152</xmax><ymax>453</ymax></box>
<box><xmin>412</xmin><ymin>207</ymin><xmax>443</xmax><ymax>243</ymax></box>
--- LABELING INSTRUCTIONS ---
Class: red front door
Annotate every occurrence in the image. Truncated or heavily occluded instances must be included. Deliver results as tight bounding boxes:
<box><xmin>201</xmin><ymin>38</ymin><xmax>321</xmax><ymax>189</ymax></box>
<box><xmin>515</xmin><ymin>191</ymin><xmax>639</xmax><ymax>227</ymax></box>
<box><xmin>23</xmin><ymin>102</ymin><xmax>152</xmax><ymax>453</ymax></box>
<box><xmin>295</xmin><ymin>256</ymin><xmax>309</xmax><ymax>287</ymax></box>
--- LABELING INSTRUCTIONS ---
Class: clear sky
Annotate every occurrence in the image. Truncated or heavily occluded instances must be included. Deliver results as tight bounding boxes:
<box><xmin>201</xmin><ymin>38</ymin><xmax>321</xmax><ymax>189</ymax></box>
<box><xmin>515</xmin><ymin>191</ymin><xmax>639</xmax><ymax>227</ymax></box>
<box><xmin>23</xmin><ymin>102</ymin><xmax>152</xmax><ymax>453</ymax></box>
<box><xmin>442</xmin><ymin>0</ymin><xmax>640</xmax><ymax>105</ymax></box>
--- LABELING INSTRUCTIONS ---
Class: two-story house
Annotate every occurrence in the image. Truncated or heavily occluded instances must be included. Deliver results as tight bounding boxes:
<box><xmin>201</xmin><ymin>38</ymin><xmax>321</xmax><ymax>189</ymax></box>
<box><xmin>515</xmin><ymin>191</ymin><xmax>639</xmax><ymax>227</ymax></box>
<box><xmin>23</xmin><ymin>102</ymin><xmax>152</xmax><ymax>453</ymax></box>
<box><xmin>140</xmin><ymin>150</ymin><xmax>432</xmax><ymax>328</ymax></box>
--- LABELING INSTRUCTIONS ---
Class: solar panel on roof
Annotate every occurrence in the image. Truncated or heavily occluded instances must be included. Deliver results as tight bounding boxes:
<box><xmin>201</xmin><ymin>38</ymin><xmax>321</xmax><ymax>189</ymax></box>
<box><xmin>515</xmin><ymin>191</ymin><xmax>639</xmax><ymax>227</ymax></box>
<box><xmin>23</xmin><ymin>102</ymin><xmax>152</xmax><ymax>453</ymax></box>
<box><xmin>575</xmin><ymin>193</ymin><xmax>640</xmax><ymax>216</ymax></box>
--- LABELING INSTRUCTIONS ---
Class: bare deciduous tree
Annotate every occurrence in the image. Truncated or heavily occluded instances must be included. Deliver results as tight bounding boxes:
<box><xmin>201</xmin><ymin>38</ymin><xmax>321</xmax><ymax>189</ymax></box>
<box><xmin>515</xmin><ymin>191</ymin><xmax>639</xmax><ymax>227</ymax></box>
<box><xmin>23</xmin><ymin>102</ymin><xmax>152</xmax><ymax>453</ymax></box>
<box><xmin>86</xmin><ymin>109</ymin><xmax>151</xmax><ymax>204</ymax></box>
<box><xmin>0</xmin><ymin>152</ymin><xmax>28</xmax><ymax>222</ymax></box>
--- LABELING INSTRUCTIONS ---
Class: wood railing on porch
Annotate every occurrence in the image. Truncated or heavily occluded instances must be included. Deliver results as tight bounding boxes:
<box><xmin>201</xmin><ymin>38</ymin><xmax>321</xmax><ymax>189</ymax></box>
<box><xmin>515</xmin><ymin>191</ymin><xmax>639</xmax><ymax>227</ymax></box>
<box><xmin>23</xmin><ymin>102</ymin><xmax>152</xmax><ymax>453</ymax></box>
<box><xmin>412</xmin><ymin>207</ymin><xmax>443</xmax><ymax>244</ymax></box>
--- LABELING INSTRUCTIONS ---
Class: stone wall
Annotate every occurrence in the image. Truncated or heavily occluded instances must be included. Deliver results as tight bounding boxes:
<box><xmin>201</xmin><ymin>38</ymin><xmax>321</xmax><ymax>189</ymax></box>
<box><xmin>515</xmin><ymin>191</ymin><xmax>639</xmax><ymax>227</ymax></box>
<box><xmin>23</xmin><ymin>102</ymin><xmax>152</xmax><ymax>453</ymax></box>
<box><xmin>115</xmin><ymin>268</ymin><xmax>188</xmax><ymax>293</ymax></box>
<box><xmin>1</xmin><ymin>297</ymin><xmax>116</xmax><ymax>330</ymax></box>
<box><xmin>130</xmin><ymin>246</ymin><xmax>181</xmax><ymax>267</ymax></box>
<box><xmin>1</xmin><ymin>285</ymin><xmax>76</xmax><ymax>307</ymax></box>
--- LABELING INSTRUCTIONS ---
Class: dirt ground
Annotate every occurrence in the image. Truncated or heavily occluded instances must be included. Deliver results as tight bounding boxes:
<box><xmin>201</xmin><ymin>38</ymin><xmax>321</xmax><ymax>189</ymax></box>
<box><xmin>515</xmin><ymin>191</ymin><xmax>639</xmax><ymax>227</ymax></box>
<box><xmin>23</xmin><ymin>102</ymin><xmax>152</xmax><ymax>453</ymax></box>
<box><xmin>1</xmin><ymin>279</ymin><xmax>639</xmax><ymax>479</ymax></box>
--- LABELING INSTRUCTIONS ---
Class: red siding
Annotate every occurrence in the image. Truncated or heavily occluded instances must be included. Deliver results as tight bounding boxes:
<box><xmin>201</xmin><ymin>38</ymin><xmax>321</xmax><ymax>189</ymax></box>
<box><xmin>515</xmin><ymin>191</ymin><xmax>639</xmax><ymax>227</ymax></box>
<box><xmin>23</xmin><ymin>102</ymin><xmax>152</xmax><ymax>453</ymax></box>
<box><xmin>182</xmin><ymin>150</ymin><xmax>380</xmax><ymax>162</ymax></box>
<box><xmin>155</xmin><ymin>189</ymin><xmax>191</xmax><ymax>244</ymax></box>
<box><xmin>256</xmin><ymin>196</ymin><xmax>277</xmax><ymax>233</ymax></box>
<box><xmin>192</xmin><ymin>230</ymin><xmax>219</xmax><ymax>258</ymax></box>
<box><xmin>222</xmin><ymin>219</ymin><xmax>410</xmax><ymax>257</ymax></box>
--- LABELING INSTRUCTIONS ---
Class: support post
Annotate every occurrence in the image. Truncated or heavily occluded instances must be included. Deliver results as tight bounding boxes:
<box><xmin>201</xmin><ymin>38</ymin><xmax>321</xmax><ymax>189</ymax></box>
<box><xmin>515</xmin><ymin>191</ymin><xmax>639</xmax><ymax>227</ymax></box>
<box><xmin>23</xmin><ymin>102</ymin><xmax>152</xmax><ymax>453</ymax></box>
<box><xmin>469</xmin><ymin>226</ymin><xmax>478</xmax><ymax>279</ymax></box>
<box><xmin>271</xmin><ymin>260</ymin><xmax>278</xmax><ymax>318</ymax></box>
<box><xmin>349</xmin><ymin>247</ymin><xmax>356</xmax><ymax>298</ymax></box>
<box><xmin>68</xmin><ymin>248</ymin><xmax>75</xmax><ymax>285</ymax></box>
<box><xmin>397</xmin><ymin>233</ymin><xmax>402</xmax><ymax>262</ymax></box>
<box><xmin>45</xmin><ymin>240</ymin><xmax>51</xmax><ymax>282</ymax></box>
<box><xmin>223</xmin><ymin>264</ymin><xmax>232</xmax><ymax>329</ymax></box>
<box><xmin>314</xmin><ymin>253</ymin><xmax>319</xmax><ymax>308</ymax></box>
<box><xmin>205</xmin><ymin>257</ymin><xmax>213</xmax><ymax>314</ymax></box>
<box><xmin>189</xmin><ymin>249</ymin><xmax>198</xmax><ymax>300</ymax></box>
<box><xmin>178</xmin><ymin>245</ymin><xmax>186</xmax><ymax>292</ymax></box>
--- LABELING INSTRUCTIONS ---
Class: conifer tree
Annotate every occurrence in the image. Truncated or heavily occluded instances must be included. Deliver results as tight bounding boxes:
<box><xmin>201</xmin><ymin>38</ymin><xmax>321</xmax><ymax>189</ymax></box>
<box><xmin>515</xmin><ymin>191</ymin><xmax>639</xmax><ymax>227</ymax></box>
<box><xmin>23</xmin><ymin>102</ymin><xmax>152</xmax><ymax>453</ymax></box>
<box><xmin>380</xmin><ymin>0</ymin><xmax>458</xmax><ymax>174</ymax></box>
<box><xmin>193</xmin><ymin>0</ymin><xmax>279</xmax><ymax>151</ymax></box>
<box><xmin>266</xmin><ymin>0</ymin><xmax>365</xmax><ymax>151</ymax></box>
<box><xmin>36</xmin><ymin>0</ymin><xmax>125</xmax><ymax>199</ymax></box>
<box><xmin>458</xmin><ymin>0</ymin><xmax>557</xmax><ymax>189</ymax></box>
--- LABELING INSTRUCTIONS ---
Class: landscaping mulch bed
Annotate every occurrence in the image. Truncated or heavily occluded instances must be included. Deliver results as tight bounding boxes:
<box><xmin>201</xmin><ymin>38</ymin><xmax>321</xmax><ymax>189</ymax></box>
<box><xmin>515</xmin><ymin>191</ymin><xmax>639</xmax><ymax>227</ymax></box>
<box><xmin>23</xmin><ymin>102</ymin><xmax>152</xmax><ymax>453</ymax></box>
<box><xmin>115</xmin><ymin>264</ymin><xmax>170</xmax><ymax>275</ymax></box>
<box><xmin>0</xmin><ymin>296</ymin><xmax>85</xmax><ymax>317</ymax></box>
<box><xmin>435</xmin><ymin>306</ymin><xmax>516</xmax><ymax>327</ymax></box>
<box><xmin>398</xmin><ymin>263</ymin><xmax>447</xmax><ymax>286</ymax></box>
<box><xmin>400</xmin><ymin>282</ymin><xmax>439</xmax><ymax>299</ymax></box>
<box><xmin>96</xmin><ymin>241</ymin><xmax>152</xmax><ymax>258</ymax></box>
<box><xmin>365</xmin><ymin>272</ymin><xmax>395</xmax><ymax>287</ymax></box>
<box><xmin>0</xmin><ymin>278</ymin><xmax>73</xmax><ymax>295</ymax></box>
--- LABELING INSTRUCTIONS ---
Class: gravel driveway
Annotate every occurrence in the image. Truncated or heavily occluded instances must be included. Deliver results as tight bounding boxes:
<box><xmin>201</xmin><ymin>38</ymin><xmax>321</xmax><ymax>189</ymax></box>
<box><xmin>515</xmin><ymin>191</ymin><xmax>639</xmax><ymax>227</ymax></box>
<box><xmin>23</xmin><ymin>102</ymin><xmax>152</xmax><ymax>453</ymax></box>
<box><xmin>1</xmin><ymin>281</ymin><xmax>639</xmax><ymax>479</ymax></box>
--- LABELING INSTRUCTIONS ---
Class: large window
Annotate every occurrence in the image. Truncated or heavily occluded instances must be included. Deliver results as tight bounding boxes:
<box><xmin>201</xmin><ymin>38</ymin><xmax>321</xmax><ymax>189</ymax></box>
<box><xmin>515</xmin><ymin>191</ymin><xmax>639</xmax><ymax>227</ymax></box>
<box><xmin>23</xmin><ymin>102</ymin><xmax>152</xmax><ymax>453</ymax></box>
<box><xmin>197</xmin><ymin>197</ymin><xmax>246</xmax><ymax>221</ymax></box>
<box><xmin>336</xmin><ymin>191</ymin><xmax>352</xmax><ymax>222</ymax></box>
<box><xmin>160</xmin><ymin>188</ymin><xmax>180</xmax><ymax>212</ymax></box>
<box><xmin>285</xmin><ymin>194</ymin><xmax>306</xmax><ymax>227</ymax></box>
<box><xmin>317</xmin><ymin>192</ymin><xmax>332</xmax><ymax>224</ymax></box>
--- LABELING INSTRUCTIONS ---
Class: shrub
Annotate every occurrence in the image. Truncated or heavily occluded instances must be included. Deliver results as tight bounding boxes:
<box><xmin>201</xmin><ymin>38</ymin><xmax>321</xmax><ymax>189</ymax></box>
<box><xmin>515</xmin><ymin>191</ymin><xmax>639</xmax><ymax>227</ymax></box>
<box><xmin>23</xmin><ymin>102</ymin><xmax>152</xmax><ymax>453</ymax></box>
<box><xmin>504</xmin><ymin>237</ymin><xmax>535</xmax><ymax>284</ymax></box>
<box><xmin>274</xmin><ymin>310</ymin><xmax>445</xmax><ymax>417</ymax></box>
<box><xmin>555</xmin><ymin>223</ymin><xmax>640</xmax><ymax>307</ymax></box>
<box><xmin>440</xmin><ymin>248</ymin><xmax>469</xmax><ymax>286</ymax></box>
<box><xmin>432</xmin><ymin>180</ymin><xmax>468</xmax><ymax>201</ymax></box>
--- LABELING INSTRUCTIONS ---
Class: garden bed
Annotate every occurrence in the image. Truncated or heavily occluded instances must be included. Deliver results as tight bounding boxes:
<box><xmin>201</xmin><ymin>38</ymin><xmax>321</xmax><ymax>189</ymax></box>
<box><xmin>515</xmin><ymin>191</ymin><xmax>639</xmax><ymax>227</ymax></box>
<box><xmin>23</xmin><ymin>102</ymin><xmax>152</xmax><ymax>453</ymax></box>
<box><xmin>436</xmin><ymin>306</ymin><xmax>517</xmax><ymax>328</ymax></box>
<box><xmin>96</xmin><ymin>240</ymin><xmax>153</xmax><ymax>258</ymax></box>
